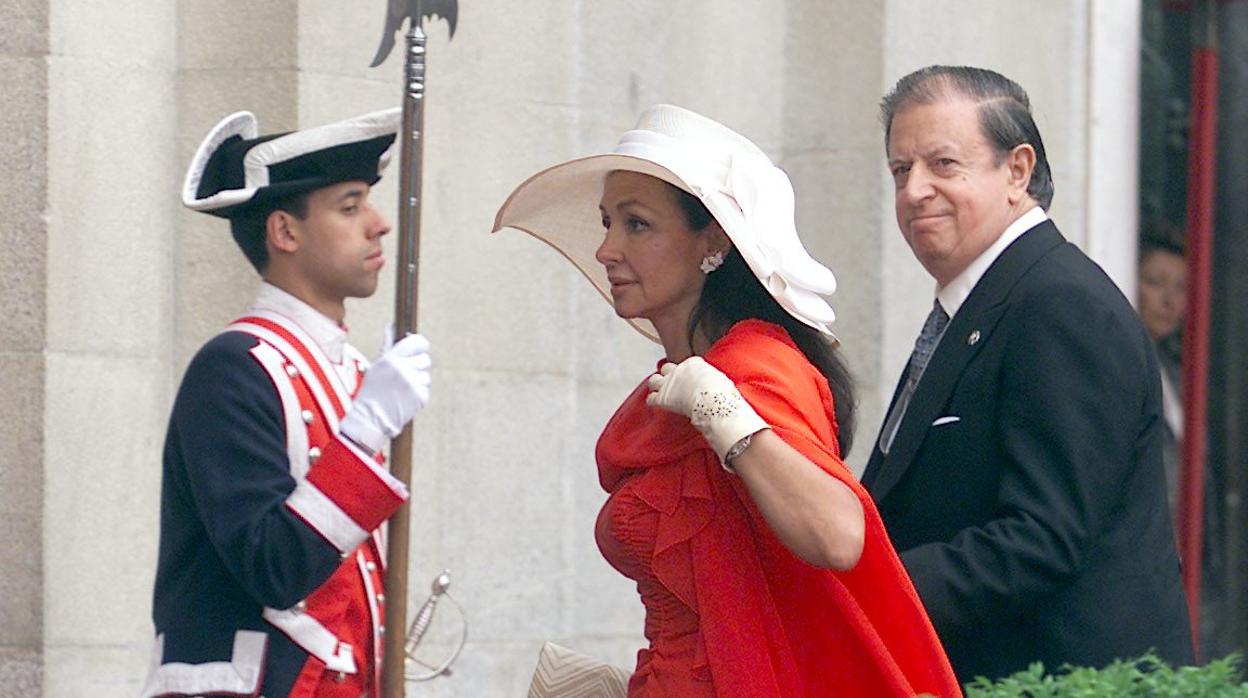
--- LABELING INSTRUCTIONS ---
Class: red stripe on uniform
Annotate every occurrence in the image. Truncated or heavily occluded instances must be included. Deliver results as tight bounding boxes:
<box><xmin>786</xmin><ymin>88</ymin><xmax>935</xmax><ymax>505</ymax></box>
<box><xmin>236</xmin><ymin>316</ymin><xmax>345</xmax><ymax>417</ymax></box>
<box><xmin>308</xmin><ymin>440</ymin><xmax>406</xmax><ymax>532</ymax></box>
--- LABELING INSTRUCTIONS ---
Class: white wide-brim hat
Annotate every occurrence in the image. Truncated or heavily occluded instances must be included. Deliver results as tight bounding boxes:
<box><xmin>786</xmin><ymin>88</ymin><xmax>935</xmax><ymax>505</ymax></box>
<box><xmin>491</xmin><ymin>104</ymin><xmax>838</xmax><ymax>343</ymax></box>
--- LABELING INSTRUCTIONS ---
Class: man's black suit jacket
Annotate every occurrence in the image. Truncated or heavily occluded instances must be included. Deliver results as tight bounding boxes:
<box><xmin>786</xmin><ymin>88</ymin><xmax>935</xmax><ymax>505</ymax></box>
<box><xmin>862</xmin><ymin>220</ymin><xmax>1193</xmax><ymax>684</ymax></box>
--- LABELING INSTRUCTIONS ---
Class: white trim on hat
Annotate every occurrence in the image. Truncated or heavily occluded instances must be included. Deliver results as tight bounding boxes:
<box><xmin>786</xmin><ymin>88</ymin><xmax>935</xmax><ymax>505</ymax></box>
<box><xmin>182</xmin><ymin>108</ymin><xmax>401</xmax><ymax>214</ymax></box>
<box><xmin>492</xmin><ymin>104</ymin><xmax>839</xmax><ymax>343</ymax></box>
<box><xmin>181</xmin><ymin>111</ymin><xmax>259</xmax><ymax>213</ymax></box>
<box><xmin>242</xmin><ymin>108</ymin><xmax>401</xmax><ymax>189</ymax></box>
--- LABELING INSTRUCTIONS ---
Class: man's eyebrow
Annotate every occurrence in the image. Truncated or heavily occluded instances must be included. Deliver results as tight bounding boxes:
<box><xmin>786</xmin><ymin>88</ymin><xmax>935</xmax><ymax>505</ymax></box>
<box><xmin>335</xmin><ymin>187</ymin><xmax>367</xmax><ymax>203</ymax></box>
<box><xmin>889</xmin><ymin>144</ymin><xmax>956</xmax><ymax>164</ymax></box>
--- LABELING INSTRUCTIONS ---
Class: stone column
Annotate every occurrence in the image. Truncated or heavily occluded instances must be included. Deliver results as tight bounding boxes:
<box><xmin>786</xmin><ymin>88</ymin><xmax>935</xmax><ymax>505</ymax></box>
<box><xmin>40</xmin><ymin>1</ymin><xmax>179</xmax><ymax>693</ymax></box>
<box><xmin>4</xmin><ymin>2</ymin><xmax>1145</xmax><ymax>695</ymax></box>
<box><xmin>0</xmin><ymin>0</ymin><xmax>48</xmax><ymax>693</ymax></box>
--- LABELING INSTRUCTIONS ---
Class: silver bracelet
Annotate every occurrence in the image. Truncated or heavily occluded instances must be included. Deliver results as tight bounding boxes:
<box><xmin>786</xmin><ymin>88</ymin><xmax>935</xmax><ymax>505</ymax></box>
<box><xmin>721</xmin><ymin>432</ymin><xmax>754</xmax><ymax>473</ymax></box>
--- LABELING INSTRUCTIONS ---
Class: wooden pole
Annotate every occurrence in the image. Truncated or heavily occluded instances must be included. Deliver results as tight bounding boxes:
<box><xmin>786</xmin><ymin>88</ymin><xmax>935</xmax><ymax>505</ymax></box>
<box><xmin>381</xmin><ymin>14</ymin><xmax>428</xmax><ymax>695</ymax></box>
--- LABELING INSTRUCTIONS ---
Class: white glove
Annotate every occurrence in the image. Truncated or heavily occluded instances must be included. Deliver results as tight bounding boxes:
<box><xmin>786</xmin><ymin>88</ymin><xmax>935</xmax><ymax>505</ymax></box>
<box><xmin>646</xmin><ymin>356</ymin><xmax>768</xmax><ymax>463</ymax></box>
<box><xmin>339</xmin><ymin>332</ymin><xmax>432</xmax><ymax>454</ymax></box>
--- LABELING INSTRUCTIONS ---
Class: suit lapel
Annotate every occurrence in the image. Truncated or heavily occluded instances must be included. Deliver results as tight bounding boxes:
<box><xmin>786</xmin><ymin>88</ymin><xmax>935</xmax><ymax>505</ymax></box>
<box><xmin>865</xmin><ymin>221</ymin><xmax>1065</xmax><ymax>502</ymax></box>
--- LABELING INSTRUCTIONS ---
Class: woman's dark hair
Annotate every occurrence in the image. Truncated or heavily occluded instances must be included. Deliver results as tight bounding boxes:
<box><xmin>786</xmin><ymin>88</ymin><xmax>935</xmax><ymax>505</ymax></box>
<box><xmin>673</xmin><ymin>187</ymin><xmax>858</xmax><ymax>456</ymax></box>
<box><xmin>1139</xmin><ymin>218</ymin><xmax>1185</xmax><ymax>262</ymax></box>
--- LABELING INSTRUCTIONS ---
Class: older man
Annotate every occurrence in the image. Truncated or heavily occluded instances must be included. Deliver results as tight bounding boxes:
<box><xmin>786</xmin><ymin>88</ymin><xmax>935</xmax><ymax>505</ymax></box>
<box><xmin>861</xmin><ymin>65</ymin><xmax>1193</xmax><ymax>683</ymax></box>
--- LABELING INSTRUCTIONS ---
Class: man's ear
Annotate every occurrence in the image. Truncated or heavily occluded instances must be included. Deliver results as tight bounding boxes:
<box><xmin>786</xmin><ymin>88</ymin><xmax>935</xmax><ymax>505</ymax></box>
<box><xmin>1005</xmin><ymin>144</ymin><xmax>1036</xmax><ymax>205</ymax></box>
<box><xmin>266</xmin><ymin>210</ymin><xmax>300</xmax><ymax>255</ymax></box>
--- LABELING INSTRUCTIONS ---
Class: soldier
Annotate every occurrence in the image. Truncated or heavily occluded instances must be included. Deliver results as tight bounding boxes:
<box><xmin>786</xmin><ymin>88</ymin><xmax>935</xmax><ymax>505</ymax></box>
<box><xmin>142</xmin><ymin>108</ymin><xmax>432</xmax><ymax>697</ymax></box>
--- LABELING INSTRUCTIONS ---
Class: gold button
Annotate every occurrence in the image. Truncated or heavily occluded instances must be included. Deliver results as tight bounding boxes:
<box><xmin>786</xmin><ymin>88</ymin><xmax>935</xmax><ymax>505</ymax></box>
<box><xmin>293</xmin><ymin>600</ymin><xmax>306</xmax><ymax>613</ymax></box>
<box><xmin>285</xmin><ymin>364</ymin><xmax>299</xmax><ymax>378</ymax></box>
<box><xmin>376</xmin><ymin>593</ymin><xmax>385</xmax><ymax>603</ymax></box>
<box><xmin>301</xmin><ymin>409</ymin><xmax>315</xmax><ymax>424</ymax></box>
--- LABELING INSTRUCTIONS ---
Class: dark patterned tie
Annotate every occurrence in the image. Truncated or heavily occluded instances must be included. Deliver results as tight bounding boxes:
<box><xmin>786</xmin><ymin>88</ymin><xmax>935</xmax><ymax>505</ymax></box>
<box><xmin>879</xmin><ymin>300</ymin><xmax>950</xmax><ymax>455</ymax></box>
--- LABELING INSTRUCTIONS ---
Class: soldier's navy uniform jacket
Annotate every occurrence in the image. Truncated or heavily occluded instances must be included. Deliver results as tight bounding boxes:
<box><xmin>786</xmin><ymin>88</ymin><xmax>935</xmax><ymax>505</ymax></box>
<box><xmin>143</xmin><ymin>283</ymin><xmax>408</xmax><ymax>697</ymax></box>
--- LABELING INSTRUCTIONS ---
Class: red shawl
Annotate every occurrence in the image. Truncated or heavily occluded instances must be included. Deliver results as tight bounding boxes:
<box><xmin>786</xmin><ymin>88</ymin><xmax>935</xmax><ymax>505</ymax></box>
<box><xmin>597</xmin><ymin>320</ymin><xmax>961</xmax><ymax>697</ymax></box>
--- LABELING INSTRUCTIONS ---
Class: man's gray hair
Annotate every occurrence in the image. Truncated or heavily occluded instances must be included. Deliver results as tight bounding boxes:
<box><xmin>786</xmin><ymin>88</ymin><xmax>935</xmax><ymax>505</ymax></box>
<box><xmin>880</xmin><ymin>65</ymin><xmax>1054</xmax><ymax>211</ymax></box>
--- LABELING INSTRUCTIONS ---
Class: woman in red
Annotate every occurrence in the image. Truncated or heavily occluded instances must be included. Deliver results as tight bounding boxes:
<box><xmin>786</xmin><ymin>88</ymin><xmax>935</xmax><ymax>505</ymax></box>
<box><xmin>494</xmin><ymin>105</ymin><xmax>960</xmax><ymax>697</ymax></box>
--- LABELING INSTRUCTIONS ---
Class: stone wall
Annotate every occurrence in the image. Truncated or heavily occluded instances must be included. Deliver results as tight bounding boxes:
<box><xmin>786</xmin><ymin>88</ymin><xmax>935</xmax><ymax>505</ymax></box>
<box><xmin>0</xmin><ymin>1</ymin><xmax>1138</xmax><ymax>694</ymax></box>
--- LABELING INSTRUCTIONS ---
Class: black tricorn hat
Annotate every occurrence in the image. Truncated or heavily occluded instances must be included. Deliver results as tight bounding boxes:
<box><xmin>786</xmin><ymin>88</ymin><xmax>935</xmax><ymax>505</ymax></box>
<box><xmin>182</xmin><ymin>108</ymin><xmax>400</xmax><ymax>219</ymax></box>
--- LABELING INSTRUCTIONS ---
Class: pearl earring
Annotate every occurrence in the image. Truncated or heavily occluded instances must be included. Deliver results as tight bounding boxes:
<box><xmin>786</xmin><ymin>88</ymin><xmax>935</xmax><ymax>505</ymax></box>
<box><xmin>700</xmin><ymin>249</ymin><xmax>725</xmax><ymax>274</ymax></box>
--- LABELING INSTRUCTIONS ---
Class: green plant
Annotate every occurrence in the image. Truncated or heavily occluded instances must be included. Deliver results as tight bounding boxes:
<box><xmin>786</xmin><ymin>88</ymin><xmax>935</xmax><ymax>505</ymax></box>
<box><xmin>963</xmin><ymin>652</ymin><xmax>1248</xmax><ymax>697</ymax></box>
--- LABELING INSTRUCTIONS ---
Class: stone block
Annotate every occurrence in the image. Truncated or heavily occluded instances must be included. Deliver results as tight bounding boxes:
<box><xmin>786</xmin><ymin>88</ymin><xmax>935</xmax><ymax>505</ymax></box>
<box><xmin>570</xmin><ymin>302</ymin><xmax>660</xmax><ymax>388</ymax></box>
<box><xmin>430</xmin><ymin>0</ymin><xmax>578</xmax><ymax>105</ymax></box>
<box><xmin>0</xmin><ymin>352</ymin><xmax>43</xmax><ymax>647</ymax></box>
<box><xmin>0</xmin><ymin>56</ymin><xmax>48</xmax><ymax>354</ymax></box>
<box><xmin>780</xmin><ymin>0</ymin><xmax>884</xmax><ymax>145</ymax></box>
<box><xmin>0</xmin><ymin>648</ymin><xmax>40</xmax><ymax>698</ymax></box>
<box><xmin>402</xmin><ymin>369</ymin><xmax>574</xmax><ymax>642</ymax></box>
<box><xmin>782</xmin><ymin>148</ymin><xmax>886</xmax><ymax>387</ymax></box>
<box><xmin>416</xmin><ymin>101</ymin><xmax>586</xmax><ymax>376</ymax></box>
<box><xmin>42</xmin><ymin>354</ymin><xmax>166</xmax><ymax>646</ymax></box>
<box><xmin>176</xmin><ymin>69</ymin><xmax>300</xmax><ymax>143</ymax></box>
<box><xmin>42</xmin><ymin>642</ymin><xmax>148</xmax><ymax>698</ymax></box>
<box><xmin>575</xmin><ymin>0</ymin><xmax>785</xmax><ymax>145</ymax></box>
<box><xmin>173</xmin><ymin>210</ymin><xmax>264</xmax><ymax>370</ymax></box>
<box><xmin>0</xmin><ymin>0</ymin><xmax>47</xmax><ymax>56</ymax></box>
<box><xmin>297</xmin><ymin>0</ymin><xmax>391</xmax><ymax>78</ymax></box>
<box><xmin>296</xmin><ymin>73</ymin><xmax>397</xmax><ymax>127</ymax></box>
<box><xmin>49</xmin><ymin>0</ymin><xmax>174</xmax><ymax>65</ymax></box>
<box><xmin>177</xmin><ymin>1</ymin><xmax>297</xmax><ymax>69</ymax></box>
<box><xmin>45</xmin><ymin>57</ymin><xmax>176</xmax><ymax>358</ymax></box>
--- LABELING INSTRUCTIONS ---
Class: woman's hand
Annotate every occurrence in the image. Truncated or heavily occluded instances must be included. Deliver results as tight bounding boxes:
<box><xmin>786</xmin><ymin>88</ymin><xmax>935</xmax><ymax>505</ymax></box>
<box><xmin>648</xmin><ymin>355</ymin><xmax>864</xmax><ymax>571</ymax></box>
<box><xmin>646</xmin><ymin>357</ymin><xmax>768</xmax><ymax>463</ymax></box>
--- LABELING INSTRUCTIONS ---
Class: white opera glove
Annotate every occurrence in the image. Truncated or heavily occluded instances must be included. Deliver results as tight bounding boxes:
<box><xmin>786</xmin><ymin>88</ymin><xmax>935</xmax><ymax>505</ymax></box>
<box><xmin>646</xmin><ymin>357</ymin><xmax>768</xmax><ymax>464</ymax></box>
<box><xmin>339</xmin><ymin>333</ymin><xmax>432</xmax><ymax>455</ymax></box>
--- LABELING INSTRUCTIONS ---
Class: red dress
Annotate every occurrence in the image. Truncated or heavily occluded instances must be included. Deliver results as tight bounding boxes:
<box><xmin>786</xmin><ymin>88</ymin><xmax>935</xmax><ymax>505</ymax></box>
<box><xmin>595</xmin><ymin>320</ymin><xmax>961</xmax><ymax>697</ymax></box>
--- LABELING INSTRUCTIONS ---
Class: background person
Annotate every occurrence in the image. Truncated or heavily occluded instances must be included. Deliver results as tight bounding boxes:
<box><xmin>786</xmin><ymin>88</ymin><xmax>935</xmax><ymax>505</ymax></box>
<box><xmin>1137</xmin><ymin>226</ymin><xmax>1229</xmax><ymax>659</ymax></box>
<box><xmin>1137</xmin><ymin>229</ymin><xmax>1187</xmax><ymax>508</ymax></box>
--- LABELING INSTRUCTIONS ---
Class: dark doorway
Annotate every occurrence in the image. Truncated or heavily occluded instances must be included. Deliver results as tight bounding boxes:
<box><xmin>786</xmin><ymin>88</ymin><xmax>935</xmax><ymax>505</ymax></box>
<box><xmin>1139</xmin><ymin>0</ymin><xmax>1248</xmax><ymax>663</ymax></box>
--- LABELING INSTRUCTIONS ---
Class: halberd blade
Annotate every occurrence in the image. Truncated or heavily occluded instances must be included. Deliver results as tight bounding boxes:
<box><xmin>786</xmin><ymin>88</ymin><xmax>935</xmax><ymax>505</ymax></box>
<box><xmin>370</xmin><ymin>0</ymin><xmax>459</xmax><ymax>67</ymax></box>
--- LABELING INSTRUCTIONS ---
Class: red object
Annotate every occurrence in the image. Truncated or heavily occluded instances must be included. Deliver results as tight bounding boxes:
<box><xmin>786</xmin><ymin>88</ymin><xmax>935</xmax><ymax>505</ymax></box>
<box><xmin>1178</xmin><ymin>43</ymin><xmax>1219</xmax><ymax>654</ymax></box>
<box><xmin>595</xmin><ymin>320</ymin><xmax>961</xmax><ymax>697</ymax></box>
<box><xmin>237</xmin><ymin>313</ymin><xmax>398</xmax><ymax>694</ymax></box>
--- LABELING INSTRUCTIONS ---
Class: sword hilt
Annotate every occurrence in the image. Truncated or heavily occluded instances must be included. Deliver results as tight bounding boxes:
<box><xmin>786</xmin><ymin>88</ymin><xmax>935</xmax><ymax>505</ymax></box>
<box><xmin>404</xmin><ymin>570</ymin><xmax>451</xmax><ymax>655</ymax></box>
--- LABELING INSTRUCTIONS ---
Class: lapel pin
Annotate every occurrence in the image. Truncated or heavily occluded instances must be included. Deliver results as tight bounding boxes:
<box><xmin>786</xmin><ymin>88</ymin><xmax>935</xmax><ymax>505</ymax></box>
<box><xmin>967</xmin><ymin>330</ymin><xmax>981</xmax><ymax>346</ymax></box>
